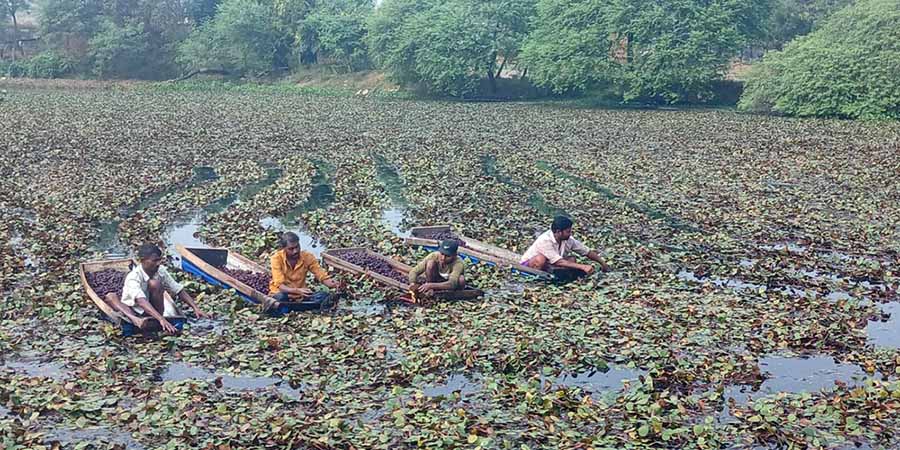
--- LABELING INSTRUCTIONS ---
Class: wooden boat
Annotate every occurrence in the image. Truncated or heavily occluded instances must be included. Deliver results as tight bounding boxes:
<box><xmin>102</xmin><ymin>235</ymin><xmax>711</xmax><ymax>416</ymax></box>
<box><xmin>403</xmin><ymin>225</ymin><xmax>552</xmax><ymax>280</ymax></box>
<box><xmin>322</xmin><ymin>247</ymin><xmax>484</xmax><ymax>302</ymax></box>
<box><xmin>79</xmin><ymin>258</ymin><xmax>186</xmax><ymax>336</ymax></box>
<box><xmin>176</xmin><ymin>245</ymin><xmax>332</xmax><ymax>316</ymax></box>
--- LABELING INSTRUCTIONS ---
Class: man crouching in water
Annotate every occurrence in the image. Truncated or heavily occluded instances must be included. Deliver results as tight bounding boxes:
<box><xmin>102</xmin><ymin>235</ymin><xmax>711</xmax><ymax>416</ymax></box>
<box><xmin>116</xmin><ymin>243</ymin><xmax>211</xmax><ymax>334</ymax></box>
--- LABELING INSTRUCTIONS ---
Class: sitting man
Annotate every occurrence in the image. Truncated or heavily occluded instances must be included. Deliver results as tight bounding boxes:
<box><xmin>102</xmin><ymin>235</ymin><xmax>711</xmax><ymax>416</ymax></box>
<box><xmin>119</xmin><ymin>243</ymin><xmax>211</xmax><ymax>334</ymax></box>
<box><xmin>521</xmin><ymin>216</ymin><xmax>608</xmax><ymax>276</ymax></box>
<box><xmin>269</xmin><ymin>231</ymin><xmax>340</xmax><ymax>302</ymax></box>
<box><xmin>408</xmin><ymin>240</ymin><xmax>467</xmax><ymax>296</ymax></box>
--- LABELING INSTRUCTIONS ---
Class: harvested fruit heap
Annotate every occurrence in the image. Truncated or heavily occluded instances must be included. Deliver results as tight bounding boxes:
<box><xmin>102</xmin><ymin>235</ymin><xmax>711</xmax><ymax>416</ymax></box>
<box><xmin>85</xmin><ymin>269</ymin><xmax>126</xmax><ymax>299</ymax></box>
<box><xmin>340</xmin><ymin>250</ymin><xmax>407</xmax><ymax>284</ymax></box>
<box><xmin>419</xmin><ymin>230</ymin><xmax>467</xmax><ymax>248</ymax></box>
<box><xmin>218</xmin><ymin>266</ymin><xmax>271</xmax><ymax>294</ymax></box>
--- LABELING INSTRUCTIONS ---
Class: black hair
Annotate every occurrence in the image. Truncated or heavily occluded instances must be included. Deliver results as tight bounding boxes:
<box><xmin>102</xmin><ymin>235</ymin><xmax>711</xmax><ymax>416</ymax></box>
<box><xmin>551</xmin><ymin>216</ymin><xmax>574</xmax><ymax>232</ymax></box>
<box><xmin>279</xmin><ymin>231</ymin><xmax>300</xmax><ymax>248</ymax></box>
<box><xmin>137</xmin><ymin>243</ymin><xmax>162</xmax><ymax>259</ymax></box>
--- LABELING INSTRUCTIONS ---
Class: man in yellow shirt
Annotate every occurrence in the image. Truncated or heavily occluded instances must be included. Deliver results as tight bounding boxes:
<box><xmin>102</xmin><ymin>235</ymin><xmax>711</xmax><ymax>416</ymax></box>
<box><xmin>268</xmin><ymin>232</ymin><xmax>339</xmax><ymax>301</ymax></box>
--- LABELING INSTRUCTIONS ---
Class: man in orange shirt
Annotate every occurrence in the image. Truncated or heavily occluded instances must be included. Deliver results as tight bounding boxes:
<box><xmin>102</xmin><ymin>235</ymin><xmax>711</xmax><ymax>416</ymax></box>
<box><xmin>268</xmin><ymin>232</ymin><xmax>340</xmax><ymax>302</ymax></box>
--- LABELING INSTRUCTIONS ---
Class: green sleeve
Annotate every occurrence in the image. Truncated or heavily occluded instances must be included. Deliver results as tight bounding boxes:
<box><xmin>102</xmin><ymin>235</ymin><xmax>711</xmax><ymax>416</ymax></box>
<box><xmin>448</xmin><ymin>259</ymin><xmax>466</xmax><ymax>290</ymax></box>
<box><xmin>408</xmin><ymin>257</ymin><xmax>427</xmax><ymax>284</ymax></box>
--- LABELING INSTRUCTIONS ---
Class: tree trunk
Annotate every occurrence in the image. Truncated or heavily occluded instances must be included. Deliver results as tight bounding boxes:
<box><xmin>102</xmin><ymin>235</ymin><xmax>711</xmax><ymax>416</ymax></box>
<box><xmin>495</xmin><ymin>58</ymin><xmax>506</xmax><ymax>80</ymax></box>
<box><xmin>487</xmin><ymin>68</ymin><xmax>497</xmax><ymax>94</ymax></box>
<box><xmin>11</xmin><ymin>11</ymin><xmax>19</xmax><ymax>61</ymax></box>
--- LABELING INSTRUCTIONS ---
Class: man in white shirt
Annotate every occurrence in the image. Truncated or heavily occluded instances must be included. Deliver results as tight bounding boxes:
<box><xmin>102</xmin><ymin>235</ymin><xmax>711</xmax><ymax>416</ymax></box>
<box><xmin>119</xmin><ymin>243</ymin><xmax>210</xmax><ymax>334</ymax></box>
<box><xmin>520</xmin><ymin>216</ymin><xmax>608</xmax><ymax>275</ymax></box>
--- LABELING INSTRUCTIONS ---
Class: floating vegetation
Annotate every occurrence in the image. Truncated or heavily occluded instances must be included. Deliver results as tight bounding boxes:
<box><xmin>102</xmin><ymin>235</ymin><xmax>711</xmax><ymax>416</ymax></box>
<box><xmin>1</xmin><ymin>83</ymin><xmax>899</xmax><ymax>449</ymax></box>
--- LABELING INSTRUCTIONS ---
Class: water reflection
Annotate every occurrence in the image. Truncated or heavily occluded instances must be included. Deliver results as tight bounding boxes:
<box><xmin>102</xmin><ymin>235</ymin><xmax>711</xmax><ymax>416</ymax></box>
<box><xmin>867</xmin><ymin>302</ymin><xmax>900</xmax><ymax>348</ymax></box>
<box><xmin>160</xmin><ymin>362</ymin><xmax>302</xmax><ymax>398</ymax></box>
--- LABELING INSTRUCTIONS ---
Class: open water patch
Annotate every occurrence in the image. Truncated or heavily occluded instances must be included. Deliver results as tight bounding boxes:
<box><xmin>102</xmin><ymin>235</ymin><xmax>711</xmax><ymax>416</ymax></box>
<box><xmin>3</xmin><ymin>356</ymin><xmax>70</xmax><ymax>380</ymax></box>
<box><xmin>159</xmin><ymin>362</ymin><xmax>302</xmax><ymax>398</ymax></box>
<box><xmin>422</xmin><ymin>373</ymin><xmax>482</xmax><ymax>399</ymax></box>
<box><xmin>545</xmin><ymin>364</ymin><xmax>646</xmax><ymax>400</ymax></box>
<box><xmin>44</xmin><ymin>426</ymin><xmax>145</xmax><ymax>450</ymax></box>
<box><xmin>867</xmin><ymin>302</ymin><xmax>900</xmax><ymax>348</ymax></box>
<box><xmin>722</xmin><ymin>354</ymin><xmax>876</xmax><ymax>408</ymax></box>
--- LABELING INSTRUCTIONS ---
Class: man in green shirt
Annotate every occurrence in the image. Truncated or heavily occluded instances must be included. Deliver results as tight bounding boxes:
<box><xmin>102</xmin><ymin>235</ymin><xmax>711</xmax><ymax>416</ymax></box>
<box><xmin>408</xmin><ymin>240</ymin><xmax>467</xmax><ymax>296</ymax></box>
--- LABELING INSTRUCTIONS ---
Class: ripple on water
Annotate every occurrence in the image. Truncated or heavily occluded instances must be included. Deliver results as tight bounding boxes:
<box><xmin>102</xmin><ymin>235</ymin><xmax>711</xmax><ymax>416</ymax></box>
<box><xmin>160</xmin><ymin>362</ymin><xmax>302</xmax><ymax>398</ymax></box>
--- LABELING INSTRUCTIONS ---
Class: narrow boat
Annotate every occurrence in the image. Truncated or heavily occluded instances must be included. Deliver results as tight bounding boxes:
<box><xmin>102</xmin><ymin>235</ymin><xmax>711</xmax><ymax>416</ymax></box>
<box><xmin>403</xmin><ymin>225</ymin><xmax>552</xmax><ymax>280</ymax></box>
<box><xmin>79</xmin><ymin>258</ymin><xmax>186</xmax><ymax>336</ymax></box>
<box><xmin>176</xmin><ymin>245</ymin><xmax>332</xmax><ymax>316</ymax></box>
<box><xmin>321</xmin><ymin>247</ymin><xmax>484</xmax><ymax>302</ymax></box>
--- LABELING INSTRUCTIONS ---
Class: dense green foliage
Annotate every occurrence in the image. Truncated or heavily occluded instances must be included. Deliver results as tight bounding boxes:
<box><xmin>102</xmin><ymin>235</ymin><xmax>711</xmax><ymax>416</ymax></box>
<box><xmin>299</xmin><ymin>0</ymin><xmax>373</xmax><ymax>72</ymax></box>
<box><xmin>740</xmin><ymin>0</ymin><xmax>900</xmax><ymax>119</ymax></box>
<box><xmin>34</xmin><ymin>0</ymin><xmax>188</xmax><ymax>79</ymax></box>
<box><xmin>368</xmin><ymin>0</ymin><xmax>535</xmax><ymax>97</ymax></box>
<box><xmin>522</xmin><ymin>0</ymin><xmax>771</xmax><ymax>103</ymax></box>
<box><xmin>1</xmin><ymin>0</ymin><xmax>895</xmax><ymax>111</ymax></box>
<box><xmin>177</xmin><ymin>0</ymin><xmax>286</xmax><ymax>76</ymax></box>
<box><xmin>761</xmin><ymin>0</ymin><xmax>852</xmax><ymax>49</ymax></box>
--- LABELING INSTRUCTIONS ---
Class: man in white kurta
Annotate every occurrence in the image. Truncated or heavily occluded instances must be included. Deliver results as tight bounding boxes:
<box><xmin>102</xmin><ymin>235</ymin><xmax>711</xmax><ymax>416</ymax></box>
<box><xmin>120</xmin><ymin>243</ymin><xmax>210</xmax><ymax>334</ymax></box>
<box><xmin>521</xmin><ymin>216</ymin><xmax>608</xmax><ymax>275</ymax></box>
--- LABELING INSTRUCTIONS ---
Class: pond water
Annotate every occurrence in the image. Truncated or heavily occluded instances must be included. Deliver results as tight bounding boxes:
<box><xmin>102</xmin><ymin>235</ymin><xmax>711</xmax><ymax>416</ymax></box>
<box><xmin>44</xmin><ymin>426</ymin><xmax>146</xmax><ymax>450</ymax></box>
<box><xmin>159</xmin><ymin>362</ymin><xmax>302</xmax><ymax>398</ymax></box>
<box><xmin>92</xmin><ymin>166</ymin><xmax>220</xmax><ymax>255</ymax></box>
<box><xmin>3</xmin><ymin>356</ymin><xmax>70</xmax><ymax>380</ymax></box>
<box><xmin>722</xmin><ymin>354</ymin><xmax>876</xmax><ymax>408</ymax></box>
<box><xmin>186</xmin><ymin>318</ymin><xmax>228</xmax><ymax>336</ymax></box>
<box><xmin>867</xmin><ymin>302</ymin><xmax>900</xmax><ymax>348</ymax></box>
<box><xmin>422</xmin><ymin>373</ymin><xmax>482</xmax><ymax>399</ymax></box>
<box><xmin>164</xmin><ymin>166</ymin><xmax>285</xmax><ymax>260</ymax></box>
<box><xmin>546</xmin><ymin>365</ymin><xmax>646</xmax><ymax>400</ymax></box>
<box><xmin>256</xmin><ymin>160</ymin><xmax>334</xmax><ymax>257</ymax></box>
<box><xmin>381</xmin><ymin>206</ymin><xmax>410</xmax><ymax>237</ymax></box>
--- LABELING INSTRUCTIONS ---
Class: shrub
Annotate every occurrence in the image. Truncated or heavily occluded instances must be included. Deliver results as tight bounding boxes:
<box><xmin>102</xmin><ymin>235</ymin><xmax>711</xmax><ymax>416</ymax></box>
<box><xmin>739</xmin><ymin>0</ymin><xmax>900</xmax><ymax>119</ymax></box>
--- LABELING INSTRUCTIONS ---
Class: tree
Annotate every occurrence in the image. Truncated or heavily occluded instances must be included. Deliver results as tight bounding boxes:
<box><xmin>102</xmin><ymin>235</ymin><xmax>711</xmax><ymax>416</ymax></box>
<box><xmin>367</xmin><ymin>0</ymin><xmax>537</xmax><ymax>97</ymax></box>
<box><xmin>761</xmin><ymin>0</ymin><xmax>852</xmax><ymax>49</ymax></box>
<box><xmin>521</xmin><ymin>0</ymin><xmax>772</xmax><ymax>103</ymax></box>
<box><xmin>3</xmin><ymin>0</ymin><xmax>31</xmax><ymax>60</ymax></box>
<box><xmin>299</xmin><ymin>0</ymin><xmax>373</xmax><ymax>71</ymax></box>
<box><xmin>177</xmin><ymin>0</ymin><xmax>284</xmax><ymax>75</ymax></box>
<box><xmin>187</xmin><ymin>0</ymin><xmax>220</xmax><ymax>24</ymax></box>
<box><xmin>739</xmin><ymin>0</ymin><xmax>900</xmax><ymax>119</ymax></box>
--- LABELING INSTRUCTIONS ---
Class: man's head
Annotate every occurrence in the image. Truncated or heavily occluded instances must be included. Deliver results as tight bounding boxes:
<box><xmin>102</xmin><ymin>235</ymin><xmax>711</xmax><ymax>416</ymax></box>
<box><xmin>437</xmin><ymin>239</ymin><xmax>459</xmax><ymax>264</ymax></box>
<box><xmin>280</xmin><ymin>232</ymin><xmax>301</xmax><ymax>258</ymax></box>
<box><xmin>137</xmin><ymin>243</ymin><xmax>164</xmax><ymax>276</ymax></box>
<box><xmin>551</xmin><ymin>216</ymin><xmax>574</xmax><ymax>241</ymax></box>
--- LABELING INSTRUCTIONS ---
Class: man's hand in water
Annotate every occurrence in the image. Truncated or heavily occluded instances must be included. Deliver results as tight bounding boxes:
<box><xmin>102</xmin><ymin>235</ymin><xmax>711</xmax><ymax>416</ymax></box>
<box><xmin>160</xmin><ymin>319</ymin><xmax>178</xmax><ymax>335</ymax></box>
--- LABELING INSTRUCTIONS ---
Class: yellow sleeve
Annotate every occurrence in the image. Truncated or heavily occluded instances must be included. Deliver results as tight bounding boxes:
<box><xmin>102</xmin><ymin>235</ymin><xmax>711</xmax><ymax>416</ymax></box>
<box><xmin>269</xmin><ymin>252</ymin><xmax>286</xmax><ymax>294</ymax></box>
<box><xmin>306</xmin><ymin>253</ymin><xmax>331</xmax><ymax>282</ymax></box>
